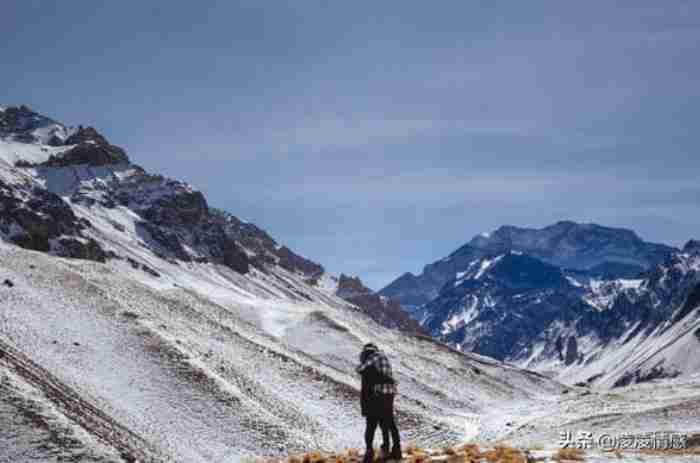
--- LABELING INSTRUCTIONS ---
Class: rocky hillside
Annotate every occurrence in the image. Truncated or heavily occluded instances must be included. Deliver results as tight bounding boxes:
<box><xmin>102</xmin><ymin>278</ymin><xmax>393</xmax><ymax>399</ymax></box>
<box><xmin>0</xmin><ymin>105</ymin><xmax>325</xmax><ymax>284</ymax></box>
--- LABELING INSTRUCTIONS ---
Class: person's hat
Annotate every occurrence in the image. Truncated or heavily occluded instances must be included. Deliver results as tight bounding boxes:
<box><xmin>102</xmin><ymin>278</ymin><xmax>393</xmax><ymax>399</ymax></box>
<box><xmin>362</xmin><ymin>343</ymin><xmax>378</xmax><ymax>352</ymax></box>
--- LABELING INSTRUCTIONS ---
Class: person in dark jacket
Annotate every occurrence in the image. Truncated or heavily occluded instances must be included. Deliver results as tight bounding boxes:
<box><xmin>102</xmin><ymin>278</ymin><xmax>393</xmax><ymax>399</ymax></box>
<box><xmin>356</xmin><ymin>343</ymin><xmax>401</xmax><ymax>462</ymax></box>
<box><xmin>359</xmin><ymin>351</ymin><xmax>390</xmax><ymax>457</ymax></box>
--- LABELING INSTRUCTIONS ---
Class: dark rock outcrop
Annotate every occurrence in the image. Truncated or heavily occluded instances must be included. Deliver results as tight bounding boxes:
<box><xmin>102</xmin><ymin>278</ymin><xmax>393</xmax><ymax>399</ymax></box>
<box><xmin>41</xmin><ymin>126</ymin><xmax>129</xmax><ymax>167</ymax></box>
<box><xmin>348</xmin><ymin>293</ymin><xmax>426</xmax><ymax>334</ymax></box>
<box><xmin>223</xmin><ymin>238</ymin><xmax>250</xmax><ymax>274</ymax></box>
<box><xmin>64</xmin><ymin>126</ymin><xmax>108</xmax><ymax>146</ymax></box>
<box><xmin>43</xmin><ymin>142</ymin><xmax>129</xmax><ymax>167</ymax></box>
<box><xmin>275</xmin><ymin>246</ymin><xmax>324</xmax><ymax>279</ymax></box>
<box><xmin>333</xmin><ymin>274</ymin><xmax>424</xmax><ymax>334</ymax></box>
<box><xmin>613</xmin><ymin>365</ymin><xmax>681</xmax><ymax>388</ymax></box>
<box><xmin>0</xmin><ymin>179</ymin><xmax>108</xmax><ymax>262</ymax></box>
<box><xmin>336</xmin><ymin>273</ymin><xmax>372</xmax><ymax>299</ymax></box>
<box><xmin>145</xmin><ymin>191</ymin><xmax>208</xmax><ymax>226</ymax></box>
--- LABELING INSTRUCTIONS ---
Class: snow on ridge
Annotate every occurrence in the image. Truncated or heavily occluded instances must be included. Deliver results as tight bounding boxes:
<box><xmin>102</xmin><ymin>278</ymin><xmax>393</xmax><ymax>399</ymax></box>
<box><xmin>0</xmin><ymin>139</ymin><xmax>74</xmax><ymax>166</ymax></box>
<box><xmin>441</xmin><ymin>296</ymin><xmax>479</xmax><ymax>334</ymax></box>
<box><xmin>314</xmin><ymin>272</ymin><xmax>340</xmax><ymax>295</ymax></box>
<box><xmin>584</xmin><ymin>277</ymin><xmax>644</xmax><ymax>311</ymax></box>
<box><xmin>618</xmin><ymin>278</ymin><xmax>644</xmax><ymax>290</ymax></box>
<box><xmin>30</xmin><ymin>122</ymin><xmax>70</xmax><ymax>144</ymax></box>
<box><xmin>474</xmin><ymin>254</ymin><xmax>504</xmax><ymax>279</ymax></box>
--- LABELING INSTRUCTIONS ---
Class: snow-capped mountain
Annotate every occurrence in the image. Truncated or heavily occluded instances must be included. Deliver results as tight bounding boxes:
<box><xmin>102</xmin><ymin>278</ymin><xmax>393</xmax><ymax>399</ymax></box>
<box><xmin>381</xmin><ymin>222</ymin><xmax>700</xmax><ymax>388</ymax></box>
<box><xmin>0</xmin><ymin>106</ymin><xmax>329</xmax><ymax>281</ymax></box>
<box><xmin>379</xmin><ymin>222</ymin><xmax>676</xmax><ymax>310</ymax></box>
<box><xmin>1</xmin><ymin>105</ymin><xmax>574</xmax><ymax>461</ymax></box>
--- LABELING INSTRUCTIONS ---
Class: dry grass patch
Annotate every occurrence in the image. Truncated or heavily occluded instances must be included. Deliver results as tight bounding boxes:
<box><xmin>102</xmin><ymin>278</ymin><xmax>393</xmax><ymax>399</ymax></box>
<box><xmin>301</xmin><ymin>452</ymin><xmax>326</xmax><ymax>463</ymax></box>
<box><xmin>439</xmin><ymin>443</ymin><xmax>482</xmax><ymax>463</ymax></box>
<box><xmin>637</xmin><ymin>447</ymin><xmax>700</xmax><ymax>457</ymax></box>
<box><xmin>553</xmin><ymin>447</ymin><xmax>585</xmax><ymax>461</ymax></box>
<box><xmin>458</xmin><ymin>444</ymin><xmax>482</xmax><ymax>461</ymax></box>
<box><xmin>481</xmin><ymin>445</ymin><xmax>526</xmax><ymax>463</ymax></box>
<box><xmin>631</xmin><ymin>432</ymin><xmax>700</xmax><ymax>457</ymax></box>
<box><xmin>405</xmin><ymin>443</ymin><xmax>430</xmax><ymax>463</ymax></box>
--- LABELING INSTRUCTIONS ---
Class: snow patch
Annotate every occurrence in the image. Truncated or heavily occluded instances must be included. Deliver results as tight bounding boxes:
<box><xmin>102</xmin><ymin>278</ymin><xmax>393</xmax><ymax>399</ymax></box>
<box><xmin>474</xmin><ymin>254</ymin><xmax>504</xmax><ymax>279</ymax></box>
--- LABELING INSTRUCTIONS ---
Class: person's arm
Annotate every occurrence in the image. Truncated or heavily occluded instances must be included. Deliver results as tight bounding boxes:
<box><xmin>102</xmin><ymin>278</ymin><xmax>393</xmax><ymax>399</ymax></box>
<box><xmin>360</xmin><ymin>373</ymin><xmax>370</xmax><ymax>416</ymax></box>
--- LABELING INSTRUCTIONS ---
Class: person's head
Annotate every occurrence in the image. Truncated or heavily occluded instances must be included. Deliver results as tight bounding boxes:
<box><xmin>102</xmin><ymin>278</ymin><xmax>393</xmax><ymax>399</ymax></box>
<box><xmin>359</xmin><ymin>343</ymin><xmax>378</xmax><ymax>363</ymax></box>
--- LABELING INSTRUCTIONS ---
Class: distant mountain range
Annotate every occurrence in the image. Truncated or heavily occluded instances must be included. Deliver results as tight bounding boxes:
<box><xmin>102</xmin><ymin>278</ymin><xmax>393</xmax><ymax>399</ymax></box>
<box><xmin>379</xmin><ymin>223</ymin><xmax>700</xmax><ymax>387</ymax></box>
<box><xmin>380</xmin><ymin>221</ymin><xmax>676</xmax><ymax>310</ymax></box>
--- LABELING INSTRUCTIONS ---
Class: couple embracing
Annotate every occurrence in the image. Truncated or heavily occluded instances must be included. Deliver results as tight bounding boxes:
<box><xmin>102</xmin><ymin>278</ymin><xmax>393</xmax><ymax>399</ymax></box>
<box><xmin>356</xmin><ymin>343</ymin><xmax>402</xmax><ymax>462</ymax></box>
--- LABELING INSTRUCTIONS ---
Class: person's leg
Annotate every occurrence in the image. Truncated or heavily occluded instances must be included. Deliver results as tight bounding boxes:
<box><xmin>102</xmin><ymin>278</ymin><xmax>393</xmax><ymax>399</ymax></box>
<box><xmin>386</xmin><ymin>395</ymin><xmax>401</xmax><ymax>458</ymax></box>
<box><xmin>379</xmin><ymin>418</ymin><xmax>390</xmax><ymax>455</ymax></box>
<box><xmin>364</xmin><ymin>416</ymin><xmax>379</xmax><ymax>461</ymax></box>
<box><xmin>386</xmin><ymin>415</ymin><xmax>400</xmax><ymax>455</ymax></box>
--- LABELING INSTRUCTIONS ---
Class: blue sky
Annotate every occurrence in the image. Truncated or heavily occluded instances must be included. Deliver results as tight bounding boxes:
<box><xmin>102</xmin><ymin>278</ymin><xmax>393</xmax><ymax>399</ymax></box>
<box><xmin>3</xmin><ymin>1</ymin><xmax>699</xmax><ymax>289</ymax></box>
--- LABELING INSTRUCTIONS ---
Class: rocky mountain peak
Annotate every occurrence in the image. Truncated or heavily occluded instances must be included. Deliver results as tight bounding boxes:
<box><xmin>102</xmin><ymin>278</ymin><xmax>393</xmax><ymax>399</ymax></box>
<box><xmin>0</xmin><ymin>107</ymin><xmax>331</xmax><ymax>282</ymax></box>
<box><xmin>0</xmin><ymin>104</ymin><xmax>65</xmax><ymax>144</ymax></box>
<box><xmin>65</xmin><ymin>126</ymin><xmax>109</xmax><ymax>146</ymax></box>
<box><xmin>1</xmin><ymin>105</ymin><xmax>129</xmax><ymax>167</ymax></box>
<box><xmin>42</xmin><ymin>142</ymin><xmax>130</xmax><ymax>167</ymax></box>
<box><xmin>44</xmin><ymin>125</ymin><xmax>129</xmax><ymax>167</ymax></box>
<box><xmin>381</xmin><ymin>221</ymin><xmax>676</xmax><ymax>309</ymax></box>
<box><xmin>466</xmin><ymin>221</ymin><xmax>673</xmax><ymax>272</ymax></box>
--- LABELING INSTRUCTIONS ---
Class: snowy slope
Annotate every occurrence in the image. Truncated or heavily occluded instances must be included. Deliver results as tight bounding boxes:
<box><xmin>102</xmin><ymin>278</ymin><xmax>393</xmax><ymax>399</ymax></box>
<box><xmin>0</xmin><ymin>235</ymin><xmax>567</xmax><ymax>461</ymax></box>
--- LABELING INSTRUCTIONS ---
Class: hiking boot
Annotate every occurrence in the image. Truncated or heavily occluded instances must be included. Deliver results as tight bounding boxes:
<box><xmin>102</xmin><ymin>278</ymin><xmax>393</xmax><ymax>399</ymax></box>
<box><xmin>362</xmin><ymin>449</ymin><xmax>374</xmax><ymax>463</ymax></box>
<box><xmin>389</xmin><ymin>446</ymin><xmax>402</xmax><ymax>460</ymax></box>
